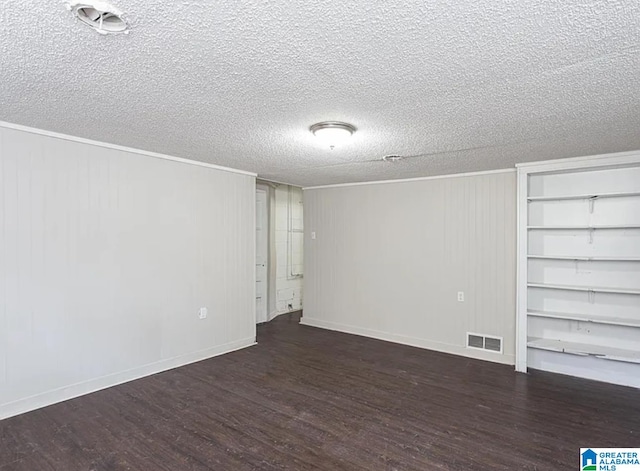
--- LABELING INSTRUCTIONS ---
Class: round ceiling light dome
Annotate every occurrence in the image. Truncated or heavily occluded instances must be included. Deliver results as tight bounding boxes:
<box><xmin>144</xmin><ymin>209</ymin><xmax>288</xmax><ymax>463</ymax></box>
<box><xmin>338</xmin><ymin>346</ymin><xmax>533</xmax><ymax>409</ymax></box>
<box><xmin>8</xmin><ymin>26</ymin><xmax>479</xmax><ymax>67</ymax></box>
<box><xmin>68</xmin><ymin>1</ymin><xmax>128</xmax><ymax>34</ymax></box>
<box><xmin>310</xmin><ymin>121</ymin><xmax>356</xmax><ymax>149</ymax></box>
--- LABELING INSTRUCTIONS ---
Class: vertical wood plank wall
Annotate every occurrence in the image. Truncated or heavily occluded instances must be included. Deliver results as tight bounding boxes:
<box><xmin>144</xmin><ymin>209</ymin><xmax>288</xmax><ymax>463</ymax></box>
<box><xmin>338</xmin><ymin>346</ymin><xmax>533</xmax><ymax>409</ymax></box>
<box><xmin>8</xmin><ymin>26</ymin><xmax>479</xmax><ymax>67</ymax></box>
<box><xmin>302</xmin><ymin>171</ymin><xmax>517</xmax><ymax>364</ymax></box>
<box><xmin>0</xmin><ymin>127</ymin><xmax>256</xmax><ymax>419</ymax></box>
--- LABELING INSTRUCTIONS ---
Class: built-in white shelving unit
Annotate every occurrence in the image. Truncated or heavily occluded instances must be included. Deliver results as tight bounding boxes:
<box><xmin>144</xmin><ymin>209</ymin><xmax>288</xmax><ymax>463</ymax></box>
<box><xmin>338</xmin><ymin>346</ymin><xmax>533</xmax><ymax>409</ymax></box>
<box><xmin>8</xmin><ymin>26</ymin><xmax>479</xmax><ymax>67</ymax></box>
<box><xmin>516</xmin><ymin>151</ymin><xmax>640</xmax><ymax>388</ymax></box>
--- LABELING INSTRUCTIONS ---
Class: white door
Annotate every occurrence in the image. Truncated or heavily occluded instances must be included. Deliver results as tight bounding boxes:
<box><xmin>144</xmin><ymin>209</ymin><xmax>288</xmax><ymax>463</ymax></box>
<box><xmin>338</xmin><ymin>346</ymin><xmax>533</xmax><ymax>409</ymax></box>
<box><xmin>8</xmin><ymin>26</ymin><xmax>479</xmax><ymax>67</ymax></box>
<box><xmin>256</xmin><ymin>189</ymin><xmax>268</xmax><ymax>323</ymax></box>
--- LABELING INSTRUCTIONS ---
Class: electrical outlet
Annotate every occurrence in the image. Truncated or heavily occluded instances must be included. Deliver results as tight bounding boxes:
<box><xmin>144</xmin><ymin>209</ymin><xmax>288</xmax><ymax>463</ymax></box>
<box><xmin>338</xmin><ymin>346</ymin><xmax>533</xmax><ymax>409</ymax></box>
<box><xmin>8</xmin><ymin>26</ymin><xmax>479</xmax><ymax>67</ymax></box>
<box><xmin>311</xmin><ymin>231</ymin><xmax>316</xmax><ymax>240</ymax></box>
<box><xmin>199</xmin><ymin>307</ymin><xmax>208</xmax><ymax>319</ymax></box>
<box><xmin>457</xmin><ymin>292</ymin><xmax>464</xmax><ymax>302</ymax></box>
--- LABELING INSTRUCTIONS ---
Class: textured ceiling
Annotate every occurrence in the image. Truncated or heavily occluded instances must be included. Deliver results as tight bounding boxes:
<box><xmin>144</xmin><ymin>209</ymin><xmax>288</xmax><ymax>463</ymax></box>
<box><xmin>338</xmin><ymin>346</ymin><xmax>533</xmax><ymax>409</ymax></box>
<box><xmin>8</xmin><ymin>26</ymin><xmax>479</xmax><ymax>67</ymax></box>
<box><xmin>1</xmin><ymin>0</ymin><xmax>640</xmax><ymax>186</ymax></box>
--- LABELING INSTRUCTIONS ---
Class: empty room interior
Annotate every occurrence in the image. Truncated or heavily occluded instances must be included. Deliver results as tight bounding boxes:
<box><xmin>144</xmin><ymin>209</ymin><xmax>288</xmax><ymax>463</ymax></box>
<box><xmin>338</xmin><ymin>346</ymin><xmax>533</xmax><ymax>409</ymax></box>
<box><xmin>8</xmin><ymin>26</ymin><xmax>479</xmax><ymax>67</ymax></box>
<box><xmin>1</xmin><ymin>1</ymin><xmax>640</xmax><ymax>470</ymax></box>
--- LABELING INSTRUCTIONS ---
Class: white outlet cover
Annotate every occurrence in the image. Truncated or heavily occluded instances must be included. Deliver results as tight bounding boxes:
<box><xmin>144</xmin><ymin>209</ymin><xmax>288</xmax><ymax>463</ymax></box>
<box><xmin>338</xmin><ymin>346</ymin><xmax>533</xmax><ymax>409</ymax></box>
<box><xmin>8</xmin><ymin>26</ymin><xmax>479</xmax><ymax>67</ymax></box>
<box><xmin>457</xmin><ymin>292</ymin><xmax>464</xmax><ymax>302</ymax></box>
<box><xmin>199</xmin><ymin>307</ymin><xmax>208</xmax><ymax>319</ymax></box>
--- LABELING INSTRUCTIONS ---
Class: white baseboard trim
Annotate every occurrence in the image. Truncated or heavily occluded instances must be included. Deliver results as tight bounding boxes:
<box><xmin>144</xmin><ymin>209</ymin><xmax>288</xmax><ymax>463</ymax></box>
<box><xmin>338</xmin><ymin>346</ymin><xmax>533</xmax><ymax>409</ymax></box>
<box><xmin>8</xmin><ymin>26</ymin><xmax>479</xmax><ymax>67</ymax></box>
<box><xmin>300</xmin><ymin>317</ymin><xmax>515</xmax><ymax>366</ymax></box>
<box><xmin>0</xmin><ymin>337</ymin><xmax>256</xmax><ymax>421</ymax></box>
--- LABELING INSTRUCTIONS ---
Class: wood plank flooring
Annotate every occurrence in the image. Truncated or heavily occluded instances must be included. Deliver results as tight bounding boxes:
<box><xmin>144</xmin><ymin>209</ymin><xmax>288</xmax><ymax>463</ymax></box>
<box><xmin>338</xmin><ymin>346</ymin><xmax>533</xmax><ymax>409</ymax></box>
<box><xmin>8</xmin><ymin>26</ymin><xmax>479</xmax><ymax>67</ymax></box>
<box><xmin>1</xmin><ymin>312</ymin><xmax>639</xmax><ymax>470</ymax></box>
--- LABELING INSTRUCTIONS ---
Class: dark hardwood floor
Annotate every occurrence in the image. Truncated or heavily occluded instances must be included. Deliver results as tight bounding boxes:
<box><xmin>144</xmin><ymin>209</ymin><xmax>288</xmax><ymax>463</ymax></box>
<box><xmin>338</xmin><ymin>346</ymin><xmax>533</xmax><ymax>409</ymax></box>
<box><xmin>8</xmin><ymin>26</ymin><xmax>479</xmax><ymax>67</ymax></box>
<box><xmin>1</xmin><ymin>312</ymin><xmax>639</xmax><ymax>470</ymax></box>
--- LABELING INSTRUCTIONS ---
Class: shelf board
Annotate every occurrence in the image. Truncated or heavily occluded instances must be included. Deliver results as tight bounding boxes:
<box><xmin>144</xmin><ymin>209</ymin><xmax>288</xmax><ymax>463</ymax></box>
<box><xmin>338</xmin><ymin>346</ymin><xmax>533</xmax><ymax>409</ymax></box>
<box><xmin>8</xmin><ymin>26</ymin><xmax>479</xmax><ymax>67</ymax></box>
<box><xmin>527</xmin><ymin>255</ymin><xmax>640</xmax><ymax>262</ymax></box>
<box><xmin>527</xmin><ymin>283</ymin><xmax>640</xmax><ymax>295</ymax></box>
<box><xmin>527</xmin><ymin>338</ymin><xmax>640</xmax><ymax>364</ymax></box>
<box><xmin>527</xmin><ymin>191</ymin><xmax>640</xmax><ymax>202</ymax></box>
<box><xmin>527</xmin><ymin>225</ymin><xmax>640</xmax><ymax>230</ymax></box>
<box><xmin>527</xmin><ymin>310</ymin><xmax>640</xmax><ymax>328</ymax></box>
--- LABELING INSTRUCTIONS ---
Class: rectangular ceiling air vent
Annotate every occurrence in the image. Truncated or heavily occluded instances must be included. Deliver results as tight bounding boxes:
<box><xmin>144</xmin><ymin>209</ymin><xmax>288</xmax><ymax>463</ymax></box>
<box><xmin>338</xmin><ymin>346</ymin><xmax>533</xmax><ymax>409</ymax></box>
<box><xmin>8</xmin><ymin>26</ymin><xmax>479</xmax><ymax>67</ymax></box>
<box><xmin>466</xmin><ymin>332</ymin><xmax>503</xmax><ymax>354</ymax></box>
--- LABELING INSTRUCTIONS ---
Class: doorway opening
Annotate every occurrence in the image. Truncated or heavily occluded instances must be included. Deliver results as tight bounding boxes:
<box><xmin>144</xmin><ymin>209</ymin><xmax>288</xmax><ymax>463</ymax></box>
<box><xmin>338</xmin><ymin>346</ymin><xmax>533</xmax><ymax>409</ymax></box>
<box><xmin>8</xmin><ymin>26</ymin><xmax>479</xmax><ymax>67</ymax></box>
<box><xmin>255</xmin><ymin>182</ymin><xmax>304</xmax><ymax>324</ymax></box>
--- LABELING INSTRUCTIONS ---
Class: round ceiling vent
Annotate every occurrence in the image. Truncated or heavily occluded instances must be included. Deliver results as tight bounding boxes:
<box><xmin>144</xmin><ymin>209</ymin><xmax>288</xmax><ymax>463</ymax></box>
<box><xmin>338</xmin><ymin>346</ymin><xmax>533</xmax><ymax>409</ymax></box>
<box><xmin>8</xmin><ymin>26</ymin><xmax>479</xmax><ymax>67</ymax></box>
<box><xmin>68</xmin><ymin>1</ymin><xmax>128</xmax><ymax>34</ymax></box>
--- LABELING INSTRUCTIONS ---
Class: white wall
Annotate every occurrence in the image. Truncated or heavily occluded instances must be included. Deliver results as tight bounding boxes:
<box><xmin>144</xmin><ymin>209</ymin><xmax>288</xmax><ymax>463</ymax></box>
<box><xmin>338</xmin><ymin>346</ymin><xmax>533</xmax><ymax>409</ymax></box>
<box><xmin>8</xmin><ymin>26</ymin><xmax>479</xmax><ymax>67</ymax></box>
<box><xmin>0</xmin><ymin>125</ymin><xmax>256</xmax><ymax>419</ymax></box>
<box><xmin>273</xmin><ymin>185</ymin><xmax>303</xmax><ymax>316</ymax></box>
<box><xmin>302</xmin><ymin>170</ymin><xmax>517</xmax><ymax>365</ymax></box>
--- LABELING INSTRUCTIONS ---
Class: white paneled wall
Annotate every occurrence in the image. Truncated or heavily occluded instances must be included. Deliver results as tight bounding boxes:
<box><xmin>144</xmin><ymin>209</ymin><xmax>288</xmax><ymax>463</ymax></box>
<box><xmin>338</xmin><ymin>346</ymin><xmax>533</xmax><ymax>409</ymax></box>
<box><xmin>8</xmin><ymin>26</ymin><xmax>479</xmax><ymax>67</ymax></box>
<box><xmin>0</xmin><ymin>126</ymin><xmax>256</xmax><ymax>419</ymax></box>
<box><xmin>273</xmin><ymin>185</ymin><xmax>303</xmax><ymax>315</ymax></box>
<box><xmin>303</xmin><ymin>170</ymin><xmax>517</xmax><ymax>364</ymax></box>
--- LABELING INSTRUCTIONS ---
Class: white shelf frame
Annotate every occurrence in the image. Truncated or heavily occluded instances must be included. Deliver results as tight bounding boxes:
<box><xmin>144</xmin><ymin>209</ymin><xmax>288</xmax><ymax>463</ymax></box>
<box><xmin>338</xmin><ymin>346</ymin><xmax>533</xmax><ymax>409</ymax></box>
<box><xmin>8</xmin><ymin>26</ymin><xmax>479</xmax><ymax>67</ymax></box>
<box><xmin>527</xmin><ymin>282</ymin><xmax>640</xmax><ymax>295</ymax></box>
<box><xmin>526</xmin><ymin>338</ymin><xmax>640</xmax><ymax>364</ymax></box>
<box><xmin>515</xmin><ymin>150</ymin><xmax>640</xmax><ymax>374</ymax></box>
<box><xmin>527</xmin><ymin>225</ymin><xmax>640</xmax><ymax>230</ymax></box>
<box><xmin>528</xmin><ymin>255</ymin><xmax>640</xmax><ymax>261</ymax></box>
<box><xmin>527</xmin><ymin>190</ymin><xmax>640</xmax><ymax>202</ymax></box>
<box><xmin>527</xmin><ymin>309</ymin><xmax>640</xmax><ymax>328</ymax></box>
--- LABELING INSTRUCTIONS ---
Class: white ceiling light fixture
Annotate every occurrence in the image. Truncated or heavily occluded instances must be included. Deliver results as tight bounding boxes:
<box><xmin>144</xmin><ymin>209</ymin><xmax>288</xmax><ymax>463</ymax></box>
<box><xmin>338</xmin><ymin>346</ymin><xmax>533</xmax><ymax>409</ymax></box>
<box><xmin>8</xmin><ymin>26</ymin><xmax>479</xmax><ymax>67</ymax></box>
<box><xmin>68</xmin><ymin>1</ymin><xmax>129</xmax><ymax>35</ymax></box>
<box><xmin>310</xmin><ymin>121</ymin><xmax>356</xmax><ymax>150</ymax></box>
